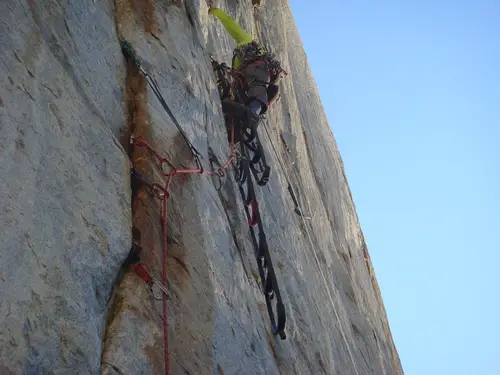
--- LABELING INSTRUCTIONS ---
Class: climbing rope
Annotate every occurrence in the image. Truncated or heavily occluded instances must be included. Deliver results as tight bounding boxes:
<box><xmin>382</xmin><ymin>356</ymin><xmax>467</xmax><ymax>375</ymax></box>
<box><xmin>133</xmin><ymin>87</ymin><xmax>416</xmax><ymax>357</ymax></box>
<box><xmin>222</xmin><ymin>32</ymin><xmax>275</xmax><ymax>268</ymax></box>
<box><xmin>261</xmin><ymin>120</ymin><xmax>360</xmax><ymax>375</ymax></box>
<box><xmin>122</xmin><ymin>40</ymin><xmax>204</xmax><ymax>171</ymax></box>
<box><xmin>211</xmin><ymin>53</ymin><xmax>357</xmax><ymax>367</ymax></box>
<box><xmin>127</xmin><ymin>131</ymin><xmax>234</xmax><ymax>375</ymax></box>
<box><xmin>122</xmin><ymin>41</ymin><xmax>236</xmax><ymax>375</ymax></box>
<box><xmin>131</xmin><ymin>167</ymin><xmax>167</xmax><ymax>200</ymax></box>
<box><xmin>261</xmin><ymin>124</ymin><xmax>307</xmax><ymax>216</ymax></box>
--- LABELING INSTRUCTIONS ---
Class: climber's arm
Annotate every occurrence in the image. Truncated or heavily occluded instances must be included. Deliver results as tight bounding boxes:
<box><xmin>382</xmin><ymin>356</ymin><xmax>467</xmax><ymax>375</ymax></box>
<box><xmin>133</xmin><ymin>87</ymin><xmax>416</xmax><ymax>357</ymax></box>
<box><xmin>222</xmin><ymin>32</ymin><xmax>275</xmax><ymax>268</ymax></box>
<box><xmin>210</xmin><ymin>8</ymin><xmax>254</xmax><ymax>46</ymax></box>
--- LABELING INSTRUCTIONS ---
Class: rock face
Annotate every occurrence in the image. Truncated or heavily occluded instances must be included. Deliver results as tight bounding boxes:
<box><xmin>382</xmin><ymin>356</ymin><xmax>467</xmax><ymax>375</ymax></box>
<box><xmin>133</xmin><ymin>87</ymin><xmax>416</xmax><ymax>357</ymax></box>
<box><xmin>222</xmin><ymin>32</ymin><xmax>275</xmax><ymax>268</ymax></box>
<box><xmin>0</xmin><ymin>1</ymin><xmax>403</xmax><ymax>375</ymax></box>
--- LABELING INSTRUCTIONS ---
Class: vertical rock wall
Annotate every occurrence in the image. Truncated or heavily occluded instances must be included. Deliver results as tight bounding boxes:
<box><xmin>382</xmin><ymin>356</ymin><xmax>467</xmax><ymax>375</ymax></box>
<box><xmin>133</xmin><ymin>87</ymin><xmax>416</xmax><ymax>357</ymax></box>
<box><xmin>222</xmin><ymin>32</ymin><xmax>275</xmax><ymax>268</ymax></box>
<box><xmin>0</xmin><ymin>1</ymin><xmax>403</xmax><ymax>374</ymax></box>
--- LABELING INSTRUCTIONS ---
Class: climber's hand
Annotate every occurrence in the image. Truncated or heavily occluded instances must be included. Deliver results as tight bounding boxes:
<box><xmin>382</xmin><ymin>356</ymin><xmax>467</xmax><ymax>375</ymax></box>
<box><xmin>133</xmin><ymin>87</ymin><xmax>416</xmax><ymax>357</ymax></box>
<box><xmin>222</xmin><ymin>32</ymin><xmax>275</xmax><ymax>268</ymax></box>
<box><xmin>208</xmin><ymin>0</ymin><xmax>215</xmax><ymax>14</ymax></box>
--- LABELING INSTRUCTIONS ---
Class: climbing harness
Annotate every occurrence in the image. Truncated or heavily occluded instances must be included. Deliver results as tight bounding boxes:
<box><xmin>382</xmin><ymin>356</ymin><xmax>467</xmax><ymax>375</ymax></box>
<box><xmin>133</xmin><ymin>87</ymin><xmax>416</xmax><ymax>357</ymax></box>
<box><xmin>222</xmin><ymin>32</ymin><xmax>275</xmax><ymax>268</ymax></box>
<box><xmin>212</xmin><ymin>56</ymin><xmax>287</xmax><ymax>339</ymax></box>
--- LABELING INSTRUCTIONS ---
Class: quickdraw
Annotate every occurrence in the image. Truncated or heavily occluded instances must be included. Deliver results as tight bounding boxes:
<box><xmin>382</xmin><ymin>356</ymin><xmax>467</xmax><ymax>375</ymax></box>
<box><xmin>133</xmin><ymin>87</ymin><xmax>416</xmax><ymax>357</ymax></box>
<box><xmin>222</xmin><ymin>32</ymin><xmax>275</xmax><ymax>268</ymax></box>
<box><xmin>121</xmin><ymin>40</ymin><xmax>203</xmax><ymax>172</ymax></box>
<box><xmin>134</xmin><ymin>263</ymin><xmax>170</xmax><ymax>300</ymax></box>
<box><xmin>131</xmin><ymin>167</ymin><xmax>168</xmax><ymax>200</ymax></box>
<box><xmin>121</xmin><ymin>41</ymin><xmax>236</xmax><ymax>375</ymax></box>
<box><xmin>124</xmin><ymin>229</ymin><xmax>169</xmax><ymax>300</ymax></box>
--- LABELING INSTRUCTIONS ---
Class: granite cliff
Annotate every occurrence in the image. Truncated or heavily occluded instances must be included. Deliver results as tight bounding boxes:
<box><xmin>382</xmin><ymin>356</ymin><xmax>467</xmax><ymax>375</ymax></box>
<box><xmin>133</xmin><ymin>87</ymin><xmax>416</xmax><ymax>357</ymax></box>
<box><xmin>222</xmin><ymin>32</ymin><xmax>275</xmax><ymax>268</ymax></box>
<box><xmin>0</xmin><ymin>0</ymin><xmax>403</xmax><ymax>374</ymax></box>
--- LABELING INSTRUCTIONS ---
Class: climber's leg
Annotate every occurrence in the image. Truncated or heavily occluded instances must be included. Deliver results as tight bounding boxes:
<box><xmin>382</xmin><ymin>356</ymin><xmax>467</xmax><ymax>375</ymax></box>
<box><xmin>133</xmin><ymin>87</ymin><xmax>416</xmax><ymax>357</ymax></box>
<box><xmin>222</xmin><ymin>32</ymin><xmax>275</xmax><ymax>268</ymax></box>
<box><xmin>221</xmin><ymin>98</ymin><xmax>248</xmax><ymax>119</ymax></box>
<box><xmin>222</xmin><ymin>98</ymin><xmax>260</xmax><ymax>131</ymax></box>
<box><xmin>241</xmin><ymin>62</ymin><xmax>271</xmax><ymax>114</ymax></box>
<box><xmin>209</xmin><ymin>8</ymin><xmax>254</xmax><ymax>47</ymax></box>
<box><xmin>248</xmin><ymin>100</ymin><xmax>262</xmax><ymax>116</ymax></box>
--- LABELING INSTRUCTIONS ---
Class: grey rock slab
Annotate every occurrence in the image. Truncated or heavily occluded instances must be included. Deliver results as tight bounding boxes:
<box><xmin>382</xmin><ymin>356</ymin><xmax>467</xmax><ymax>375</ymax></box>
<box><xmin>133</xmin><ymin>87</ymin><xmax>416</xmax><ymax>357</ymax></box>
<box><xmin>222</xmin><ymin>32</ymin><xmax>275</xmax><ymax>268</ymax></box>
<box><xmin>1</xmin><ymin>0</ymin><xmax>403</xmax><ymax>374</ymax></box>
<box><xmin>0</xmin><ymin>1</ymin><xmax>130</xmax><ymax>374</ymax></box>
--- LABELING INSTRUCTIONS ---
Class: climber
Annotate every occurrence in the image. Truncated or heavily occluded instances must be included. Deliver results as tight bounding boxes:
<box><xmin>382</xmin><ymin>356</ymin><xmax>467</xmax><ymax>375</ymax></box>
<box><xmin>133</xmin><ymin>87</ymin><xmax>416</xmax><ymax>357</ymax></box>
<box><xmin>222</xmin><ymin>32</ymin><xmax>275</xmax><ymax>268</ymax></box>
<box><xmin>208</xmin><ymin>0</ymin><xmax>283</xmax><ymax>134</ymax></box>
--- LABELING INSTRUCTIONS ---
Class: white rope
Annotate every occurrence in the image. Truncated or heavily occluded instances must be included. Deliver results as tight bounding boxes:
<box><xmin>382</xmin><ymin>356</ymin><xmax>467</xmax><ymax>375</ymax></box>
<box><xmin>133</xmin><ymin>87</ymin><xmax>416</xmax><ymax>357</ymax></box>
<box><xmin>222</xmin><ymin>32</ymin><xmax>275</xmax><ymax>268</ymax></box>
<box><xmin>262</xmin><ymin>122</ymin><xmax>360</xmax><ymax>375</ymax></box>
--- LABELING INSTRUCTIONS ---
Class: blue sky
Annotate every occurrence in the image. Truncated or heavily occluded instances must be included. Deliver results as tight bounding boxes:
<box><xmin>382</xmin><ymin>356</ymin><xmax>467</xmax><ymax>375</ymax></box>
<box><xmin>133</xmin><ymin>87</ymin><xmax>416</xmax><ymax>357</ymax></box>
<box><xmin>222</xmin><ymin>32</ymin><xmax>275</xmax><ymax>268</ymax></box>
<box><xmin>289</xmin><ymin>1</ymin><xmax>500</xmax><ymax>374</ymax></box>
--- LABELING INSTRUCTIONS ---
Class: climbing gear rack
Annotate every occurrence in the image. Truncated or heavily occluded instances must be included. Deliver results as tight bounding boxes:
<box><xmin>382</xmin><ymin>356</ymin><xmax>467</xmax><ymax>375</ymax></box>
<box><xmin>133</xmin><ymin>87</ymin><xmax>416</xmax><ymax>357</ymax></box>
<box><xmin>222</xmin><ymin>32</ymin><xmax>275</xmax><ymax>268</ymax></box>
<box><xmin>212</xmin><ymin>56</ymin><xmax>287</xmax><ymax>339</ymax></box>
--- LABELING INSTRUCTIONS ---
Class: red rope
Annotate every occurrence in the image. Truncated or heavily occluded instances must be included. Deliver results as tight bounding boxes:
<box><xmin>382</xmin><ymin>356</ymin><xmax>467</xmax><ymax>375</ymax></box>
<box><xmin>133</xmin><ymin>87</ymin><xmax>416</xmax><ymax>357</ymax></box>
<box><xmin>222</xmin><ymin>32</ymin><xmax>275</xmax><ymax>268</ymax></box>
<box><xmin>223</xmin><ymin>120</ymin><xmax>236</xmax><ymax>170</ymax></box>
<box><xmin>161</xmin><ymin>193</ymin><xmax>169</xmax><ymax>375</ymax></box>
<box><xmin>131</xmin><ymin>126</ymin><xmax>234</xmax><ymax>375</ymax></box>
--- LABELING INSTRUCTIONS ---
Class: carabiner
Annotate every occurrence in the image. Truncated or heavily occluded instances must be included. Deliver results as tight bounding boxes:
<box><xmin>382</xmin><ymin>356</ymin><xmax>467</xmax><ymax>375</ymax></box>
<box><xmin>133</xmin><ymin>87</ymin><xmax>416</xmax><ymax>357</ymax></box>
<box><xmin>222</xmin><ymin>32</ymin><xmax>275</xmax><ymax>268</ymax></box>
<box><xmin>150</xmin><ymin>280</ymin><xmax>169</xmax><ymax>300</ymax></box>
